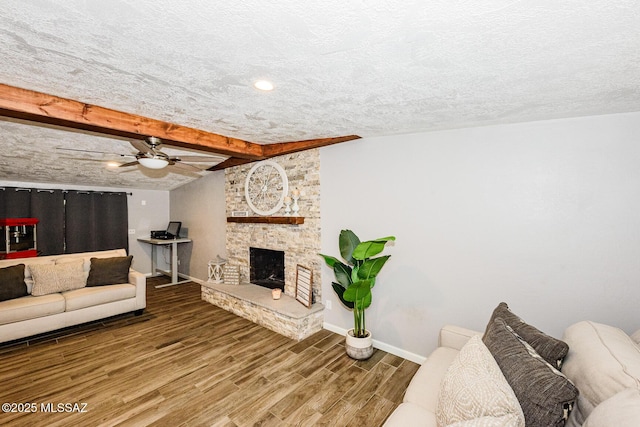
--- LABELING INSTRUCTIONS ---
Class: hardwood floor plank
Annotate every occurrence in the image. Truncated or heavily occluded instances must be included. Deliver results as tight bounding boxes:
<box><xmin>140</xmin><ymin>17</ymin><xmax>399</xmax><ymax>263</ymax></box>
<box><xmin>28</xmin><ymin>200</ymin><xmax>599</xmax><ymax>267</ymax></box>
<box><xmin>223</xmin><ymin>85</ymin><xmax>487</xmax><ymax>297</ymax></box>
<box><xmin>0</xmin><ymin>277</ymin><xmax>415</xmax><ymax>426</ymax></box>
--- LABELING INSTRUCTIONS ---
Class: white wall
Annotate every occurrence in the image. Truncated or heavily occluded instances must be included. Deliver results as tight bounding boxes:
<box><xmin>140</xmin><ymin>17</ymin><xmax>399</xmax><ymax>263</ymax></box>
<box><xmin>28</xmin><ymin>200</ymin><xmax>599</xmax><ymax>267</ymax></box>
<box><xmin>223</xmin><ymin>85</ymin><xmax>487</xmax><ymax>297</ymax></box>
<box><xmin>0</xmin><ymin>180</ymin><xmax>170</xmax><ymax>274</ymax></box>
<box><xmin>320</xmin><ymin>111</ymin><xmax>640</xmax><ymax>360</ymax></box>
<box><xmin>169</xmin><ymin>170</ymin><xmax>227</xmax><ymax>281</ymax></box>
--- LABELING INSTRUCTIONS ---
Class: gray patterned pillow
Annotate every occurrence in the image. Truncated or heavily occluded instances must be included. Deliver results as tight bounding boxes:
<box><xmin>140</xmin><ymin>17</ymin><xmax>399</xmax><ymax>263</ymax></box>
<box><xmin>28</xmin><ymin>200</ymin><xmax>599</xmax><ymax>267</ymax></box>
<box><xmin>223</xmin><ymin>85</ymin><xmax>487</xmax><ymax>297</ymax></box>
<box><xmin>483</xmin><ymin>318</ymin><xmax>578</xmax><ymax>427</ymax></box>
<box><xmin>486</xmin><ymin>302</ymin><xmax>569</xmax><ymax>368</ymax></box>
<box><xmin>30</xmin><ymin>259</ymin><xmax>86</xmax><ymax>296</ymax></box>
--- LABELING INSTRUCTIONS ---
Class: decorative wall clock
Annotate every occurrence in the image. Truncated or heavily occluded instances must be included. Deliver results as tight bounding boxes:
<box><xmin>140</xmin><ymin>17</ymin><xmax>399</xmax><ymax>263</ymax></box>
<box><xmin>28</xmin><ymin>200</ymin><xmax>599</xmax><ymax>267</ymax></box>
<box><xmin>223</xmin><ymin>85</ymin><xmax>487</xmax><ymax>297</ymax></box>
<box><xmin>244</xmin><ymin>160</ymin><xmax>289</xmax><ymax>216</ymax></box>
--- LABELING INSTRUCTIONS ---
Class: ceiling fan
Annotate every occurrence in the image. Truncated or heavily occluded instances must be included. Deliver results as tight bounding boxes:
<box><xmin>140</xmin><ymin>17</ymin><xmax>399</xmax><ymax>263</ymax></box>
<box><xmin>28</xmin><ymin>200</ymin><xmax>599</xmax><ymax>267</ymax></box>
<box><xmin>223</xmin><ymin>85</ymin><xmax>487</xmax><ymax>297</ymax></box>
<box><xmin>120</xmin><ymin>136</ymin><xmax>223</xmax><ymax>171</ymax></box>
<box><xmin>58</xmin><ymin>136</ymin><xmax>224</xmax><ymax>171</ymax></box>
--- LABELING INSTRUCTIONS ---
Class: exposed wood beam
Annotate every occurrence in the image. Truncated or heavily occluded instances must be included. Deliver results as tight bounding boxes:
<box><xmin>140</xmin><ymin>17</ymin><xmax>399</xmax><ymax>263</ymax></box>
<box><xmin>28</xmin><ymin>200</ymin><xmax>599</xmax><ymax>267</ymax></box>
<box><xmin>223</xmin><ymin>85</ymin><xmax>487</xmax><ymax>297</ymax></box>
<box><xmin>209</xmin><ymin>135</ymin><xmax>361</xmax><ymax>171</ymax></box>
<box><xmin>0</xmin><ymin>84</ymin><xmax>361</xmax><ymax>169</ymax></box>
<box><xmin>261</xmin><ymin>135</ymin><xmax>361</xmax><ymax>157</ymax></box>
<box><xmin>208</xmin><ymin>157</ymin><xmax>255</xmax><ymax>171</ymax></box>
<box><xmin>0</xmin><ymin>84</ymin><xmax>263</xmax><ymax>159</ymax></box>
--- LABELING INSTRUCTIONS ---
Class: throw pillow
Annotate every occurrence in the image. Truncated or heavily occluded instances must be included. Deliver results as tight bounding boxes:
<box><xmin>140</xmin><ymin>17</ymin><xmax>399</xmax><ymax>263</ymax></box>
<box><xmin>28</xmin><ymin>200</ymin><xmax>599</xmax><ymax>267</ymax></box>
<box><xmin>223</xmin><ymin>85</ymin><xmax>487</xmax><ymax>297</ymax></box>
<box><xmin>582</xmin><ymin>388</ymin><xmax>640</xmax><ymax>427</ymax></box>
<box><xmin>436</xmin><ymin>335</ymin><xmax>525</xmax><ymax>427</ymax></box>
<box><xmin>30</xmin><ymin>259</ymin><xmax>86</xmax><ymax>296</ymax></box>
<box><xmin>86</xmin><ymin>256</ymin><xmax>133</xmax><ymax>286</ymax></box>
<box><xmin>0</xmin><ymin>264</ymin><xmax>28</xmax><ymax>301</ymax></box>
<box><xmin>485</xmin><ymin>302</ymin><xmax>568</xmax><ymax>368</ymax></box>
<box><xmin>483</xmin><ymin>318</ymin><xmax>578</xmax><ymax>427</ymax></box>
<box><xmin>561</xmin><ymin>321</ymin><xmax>640</xmax><ymax>425</ymax></box>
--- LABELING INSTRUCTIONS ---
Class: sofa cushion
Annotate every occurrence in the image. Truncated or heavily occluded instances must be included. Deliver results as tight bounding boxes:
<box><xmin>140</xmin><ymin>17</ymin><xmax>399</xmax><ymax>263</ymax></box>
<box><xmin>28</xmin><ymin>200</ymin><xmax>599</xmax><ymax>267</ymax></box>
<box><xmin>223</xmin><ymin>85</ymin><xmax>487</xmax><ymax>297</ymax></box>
<box><xmin>86</xmin><ymin>256</ymin><xmax>132</xmax><ymax>287</ymax></box>
<box><xmin>63</xmin><ymin>284</ymin><xmax>136</xmax><ymax>311</ymax></box>
<box><xmin>30</xmin><ymin>259</ymin><xmax>86</xmax><ymax>296</ymax></box>
<box><xmin>404</xmin><ymin>346</ymin><xmax>460</xmax><ymax>410</ymax></box>
<box><xmin>485</xmin><ymin>302</ymin><xmax>568</xmax><ymax>368</ymax></box>
<box><xmin>0</xmin><ymin>264</ymin><xmax>28</xmax><ymax>301</ymax></box>
<box><xmin>383</xmin><ymin>402</ymin><xmax>437</xmax><ymax>427</ymax></box>
<box><xmin>561</xmin><ymin>321</ymin><xmax>640</xmax><ymax>425</ymax></box>
<box><xmin>436</xmin><ymin>335</ymin><xmax>525</xmax><ymax>427</ymax></box>
<box><xmin>582</xmin><ymin>388</ymin><xmax>640</xmax><ymax>427</ymax></box>
<box><xmin>483</xmin><ymin>318</ymin><xmax>578</xmax><ymax>427</ymax></box>
<box><xmin>0</xmin><ymin>293</ymin><xmax>65</xmax><ymax>325</ymax></box>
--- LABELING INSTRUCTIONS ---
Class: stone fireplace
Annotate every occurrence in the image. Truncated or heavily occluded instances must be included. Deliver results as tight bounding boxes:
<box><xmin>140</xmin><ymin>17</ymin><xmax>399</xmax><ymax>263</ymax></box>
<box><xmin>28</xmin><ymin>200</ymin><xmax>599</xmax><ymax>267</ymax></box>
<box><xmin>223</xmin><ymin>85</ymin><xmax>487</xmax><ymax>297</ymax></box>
<box><xmin>201</xmin><ymin>149</ymin><xmax>324</xmax><ymax>340</ymax></box>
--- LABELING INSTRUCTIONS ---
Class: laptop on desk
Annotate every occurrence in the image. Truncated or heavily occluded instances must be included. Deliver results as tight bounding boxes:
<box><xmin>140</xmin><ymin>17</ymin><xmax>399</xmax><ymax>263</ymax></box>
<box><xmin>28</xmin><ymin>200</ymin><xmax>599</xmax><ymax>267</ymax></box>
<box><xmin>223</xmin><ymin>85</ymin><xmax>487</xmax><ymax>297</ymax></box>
<box><xmin>151</xmin><ymin>221</ymin><xmax>182</xmax><ymax>240</ymax></box>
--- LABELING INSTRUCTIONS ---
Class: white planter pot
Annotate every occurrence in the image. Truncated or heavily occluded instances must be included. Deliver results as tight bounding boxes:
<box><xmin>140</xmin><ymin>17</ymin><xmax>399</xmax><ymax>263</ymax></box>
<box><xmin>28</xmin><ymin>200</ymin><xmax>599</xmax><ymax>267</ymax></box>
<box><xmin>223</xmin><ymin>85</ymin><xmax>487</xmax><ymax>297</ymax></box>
<box><xmin>345</xmin><ymin>329</ymin><xmax>374</xmax><ymax>360</ymax></box>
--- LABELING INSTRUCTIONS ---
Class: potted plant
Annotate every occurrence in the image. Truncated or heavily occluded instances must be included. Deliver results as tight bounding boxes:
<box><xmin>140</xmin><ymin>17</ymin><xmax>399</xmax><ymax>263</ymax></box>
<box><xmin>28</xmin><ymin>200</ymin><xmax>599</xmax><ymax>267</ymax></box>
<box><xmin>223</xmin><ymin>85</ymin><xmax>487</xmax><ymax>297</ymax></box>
<box><xmin>320</xmin><ymin>229</ymin><xmax>395</xmax><ymax>359</ymax></box>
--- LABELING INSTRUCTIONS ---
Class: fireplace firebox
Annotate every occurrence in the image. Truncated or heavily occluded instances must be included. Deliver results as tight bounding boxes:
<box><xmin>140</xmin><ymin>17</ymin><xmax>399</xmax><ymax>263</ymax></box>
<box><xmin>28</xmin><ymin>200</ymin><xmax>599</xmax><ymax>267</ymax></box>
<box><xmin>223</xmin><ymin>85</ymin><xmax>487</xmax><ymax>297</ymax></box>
<box><xmin>249</xmin><ymin>247</ymin><xmax>285</xmax><ymax>291</ymax></box>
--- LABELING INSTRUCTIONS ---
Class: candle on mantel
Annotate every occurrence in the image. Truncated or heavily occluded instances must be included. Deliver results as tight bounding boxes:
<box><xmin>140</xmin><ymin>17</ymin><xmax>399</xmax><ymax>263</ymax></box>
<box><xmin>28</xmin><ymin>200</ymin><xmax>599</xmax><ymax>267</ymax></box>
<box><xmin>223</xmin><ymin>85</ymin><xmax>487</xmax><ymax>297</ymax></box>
<box><xmin>291</xmin><ymin>189</ymin><xmax>300</xmax><ymax>198</ymax></box>
<box><xmin>284</xmin><ymin>196</ymin><xmax>292</xmax><ymax>203</ymax></box>
<box><xmin>272</xmin><ymin>288</ymin><xmax>282</xmax><ymax>300</ymax></box>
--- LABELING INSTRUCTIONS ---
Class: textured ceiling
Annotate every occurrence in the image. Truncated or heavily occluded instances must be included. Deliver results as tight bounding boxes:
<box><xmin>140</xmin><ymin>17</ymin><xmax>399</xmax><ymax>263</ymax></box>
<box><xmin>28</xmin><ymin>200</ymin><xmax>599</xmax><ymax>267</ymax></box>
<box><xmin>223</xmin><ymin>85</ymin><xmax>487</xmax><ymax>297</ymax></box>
<box><xmin>1</xmin><ymin>0</ymin><xmax>640</xmax><ymax>190</ymax></box>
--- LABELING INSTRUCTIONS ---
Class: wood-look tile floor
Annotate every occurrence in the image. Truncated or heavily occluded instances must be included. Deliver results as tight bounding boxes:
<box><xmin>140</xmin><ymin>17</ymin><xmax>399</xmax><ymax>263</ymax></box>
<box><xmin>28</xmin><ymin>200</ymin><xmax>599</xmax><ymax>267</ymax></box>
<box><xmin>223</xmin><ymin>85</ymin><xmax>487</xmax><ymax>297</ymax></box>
<box><xmin>0</xmin><ymin>277</ymin><xmax>419</xmax><ymax>427</ymax></box>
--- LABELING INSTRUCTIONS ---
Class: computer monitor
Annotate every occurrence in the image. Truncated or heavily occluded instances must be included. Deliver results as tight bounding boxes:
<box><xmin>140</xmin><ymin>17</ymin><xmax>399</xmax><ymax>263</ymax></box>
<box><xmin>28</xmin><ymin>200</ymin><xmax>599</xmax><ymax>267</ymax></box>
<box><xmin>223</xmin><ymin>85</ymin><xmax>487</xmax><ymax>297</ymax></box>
<box><xmin>166</xmin><ymin>221</ymin><xmax>181</xmax><ymax>238</ymax></box>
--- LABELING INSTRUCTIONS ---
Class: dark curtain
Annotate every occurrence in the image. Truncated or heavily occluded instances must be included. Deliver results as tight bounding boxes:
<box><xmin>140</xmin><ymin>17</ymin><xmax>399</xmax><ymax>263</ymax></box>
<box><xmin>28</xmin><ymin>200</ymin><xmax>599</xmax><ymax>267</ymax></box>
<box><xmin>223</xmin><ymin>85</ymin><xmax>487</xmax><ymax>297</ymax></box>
<box><xmin>94</xmin><ymin>192</ymin><xmax>128</xmax><ymax>252</ymax></box>
<box><xmin>0</xmin><ymin>187</ymin><xmax>32</xmax><ymax>218</ymax></box>
<box><xmin>64</xmin><ymin>191</ymin><xmax>97</xmax><ymax>253</ymax></box>
<box><xmin>31</xmin><ymin>189</ymin><xmax>65</xmax><ymax>256</ymax></box>
<box><xmin>65</xmin><ymin>191</ymin><xmax>128</xmax><ymax>254</ymax></box>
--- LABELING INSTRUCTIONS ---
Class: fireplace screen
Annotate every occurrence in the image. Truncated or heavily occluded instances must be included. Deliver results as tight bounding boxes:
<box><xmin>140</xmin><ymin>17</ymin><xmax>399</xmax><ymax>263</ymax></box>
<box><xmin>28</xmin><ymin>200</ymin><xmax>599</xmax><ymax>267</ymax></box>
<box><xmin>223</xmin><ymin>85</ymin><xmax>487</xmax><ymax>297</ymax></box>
<box><xmin>249</xmin><ymin>247</ymin><xmax>285</xmax><ymax>291</ymax></box>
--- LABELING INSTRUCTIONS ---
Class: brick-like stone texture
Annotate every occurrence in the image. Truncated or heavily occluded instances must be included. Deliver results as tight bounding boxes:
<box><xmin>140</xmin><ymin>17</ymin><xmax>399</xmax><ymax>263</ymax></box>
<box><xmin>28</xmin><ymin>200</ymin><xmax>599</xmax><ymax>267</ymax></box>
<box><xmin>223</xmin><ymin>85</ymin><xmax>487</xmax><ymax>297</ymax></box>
<box><xmin>225</xmin><ymin>149</ymin><xmax>322</xmax><ymax>302</ymax></box>
<box><xmin>202</xmin><ymin>286</ymin><xmax>324</xmax><ymax>340</ymax></box>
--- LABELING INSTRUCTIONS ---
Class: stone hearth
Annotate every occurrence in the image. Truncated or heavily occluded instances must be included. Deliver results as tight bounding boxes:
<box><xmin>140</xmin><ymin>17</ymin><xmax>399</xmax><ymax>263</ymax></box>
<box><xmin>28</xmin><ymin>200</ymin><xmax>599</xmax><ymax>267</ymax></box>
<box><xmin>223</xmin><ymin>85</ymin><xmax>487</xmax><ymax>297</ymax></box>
<box><xmin>201</xmin><ymin>282</ymin><xmax>324</xmax><ymax>340</ymax></box>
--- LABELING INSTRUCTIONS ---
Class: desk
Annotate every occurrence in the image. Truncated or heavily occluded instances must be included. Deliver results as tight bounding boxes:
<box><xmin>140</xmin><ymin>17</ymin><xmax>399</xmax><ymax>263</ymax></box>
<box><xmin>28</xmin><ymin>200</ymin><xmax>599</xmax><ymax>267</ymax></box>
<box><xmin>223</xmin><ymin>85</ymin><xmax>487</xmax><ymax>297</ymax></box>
<box><xmin>137</xmin><ymin>237</ymin><xmax>192</xmax><ymax>288</ymax></box>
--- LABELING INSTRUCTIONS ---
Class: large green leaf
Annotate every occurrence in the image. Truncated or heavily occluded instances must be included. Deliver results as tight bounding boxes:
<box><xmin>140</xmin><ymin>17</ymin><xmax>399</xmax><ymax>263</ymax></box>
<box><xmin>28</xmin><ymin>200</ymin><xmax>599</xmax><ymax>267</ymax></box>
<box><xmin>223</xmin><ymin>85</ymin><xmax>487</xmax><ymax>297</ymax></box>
<box><xmin>357</xmin><ymin>255</ymin><xmax>391</xmax><ymax>280</ymax></box>
<box><xmin>352</xmin><ymin>236</ymin><xmax>396</xmax><ymax>260</ymax></box>
<box><xmin>339</xmin><ymin>229</ymin><xmax>360</xmax><ymax>265</ymax></box>
<box><xmin>333</xmin><ymin>262</ymin><xmax>352</xmax><ymax>288</ymax></box>
<box><xmin>331</xmin><ymin>282</ymin><xmax>354</xmax><ymax>309</ymax></box>
<box><xmin>343</xmin><ymin>279</ymin><xmax>372</xmax><ymax>303</ymax></box>
<box><xmin>319</xmin><ymin>253</ymin><xmax>340</xmax><ymax>268</ymax></box>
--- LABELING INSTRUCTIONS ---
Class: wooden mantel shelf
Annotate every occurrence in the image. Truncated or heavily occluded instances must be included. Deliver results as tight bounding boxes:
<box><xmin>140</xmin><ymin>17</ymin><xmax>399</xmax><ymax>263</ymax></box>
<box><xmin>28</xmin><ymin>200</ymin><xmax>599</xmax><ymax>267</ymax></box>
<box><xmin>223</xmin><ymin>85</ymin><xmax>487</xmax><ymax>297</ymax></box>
<box><xmin>227</xmin><ymin>216</ymin><xmax>304</xmax><ymax>225</ymax></box>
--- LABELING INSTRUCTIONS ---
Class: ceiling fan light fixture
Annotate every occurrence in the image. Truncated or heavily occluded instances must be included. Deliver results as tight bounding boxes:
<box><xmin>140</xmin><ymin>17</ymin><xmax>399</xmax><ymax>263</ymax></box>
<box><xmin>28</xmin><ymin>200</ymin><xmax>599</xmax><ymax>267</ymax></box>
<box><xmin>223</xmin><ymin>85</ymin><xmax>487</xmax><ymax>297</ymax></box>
<box><xmin>138</xmin><ymin>156</ymin><xmax>169</xmax><ymax>169</ymax></box>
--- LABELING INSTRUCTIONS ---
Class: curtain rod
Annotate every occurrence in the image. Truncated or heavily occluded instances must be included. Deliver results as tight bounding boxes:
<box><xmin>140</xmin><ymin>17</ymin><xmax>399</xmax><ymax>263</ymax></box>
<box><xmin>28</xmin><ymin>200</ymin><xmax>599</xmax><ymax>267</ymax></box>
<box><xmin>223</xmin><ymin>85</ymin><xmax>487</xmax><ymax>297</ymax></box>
<box><xmin>0</xmin><ymin>187</ymin><xmax>132</xmax><ymax>195</ymax></box>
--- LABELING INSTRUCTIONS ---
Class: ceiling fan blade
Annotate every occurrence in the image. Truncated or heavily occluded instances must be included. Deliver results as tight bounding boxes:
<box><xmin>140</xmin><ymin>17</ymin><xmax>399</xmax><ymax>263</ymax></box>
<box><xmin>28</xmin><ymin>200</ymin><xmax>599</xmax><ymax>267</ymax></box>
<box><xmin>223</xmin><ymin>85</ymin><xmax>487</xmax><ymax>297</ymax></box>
<box><xmin>129</xmin><ymin>139</ymin><xmax>152</xmax><ymax>154</ymax></box>
<box><xmin>119</xmin><ymin>160</ymin><xmax>140</xmax><ymax>168</ymax></box>
<box><xmin>169</xmin><ymin>161</ymin><xmax>204</xmax><ymax>172</ymax></box>
<box><xmin>172</xmin><ymin>155</ymin><xmax>225</xmax><ymax>162</ymax></box>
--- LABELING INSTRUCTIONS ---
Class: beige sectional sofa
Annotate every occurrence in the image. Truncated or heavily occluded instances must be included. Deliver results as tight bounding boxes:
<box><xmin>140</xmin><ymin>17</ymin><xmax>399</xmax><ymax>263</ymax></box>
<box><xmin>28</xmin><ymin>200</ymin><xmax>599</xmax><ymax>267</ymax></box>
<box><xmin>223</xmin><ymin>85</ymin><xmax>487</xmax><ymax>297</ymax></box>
<box><xmin>0</xmin><ymin>249</ymin><xmax>146</xmax><ymax>344</ymax></box>
<box><xmin>384</xmin><ymin>304</ymin><xmax>640</xmax><ymax>427</ymax></box>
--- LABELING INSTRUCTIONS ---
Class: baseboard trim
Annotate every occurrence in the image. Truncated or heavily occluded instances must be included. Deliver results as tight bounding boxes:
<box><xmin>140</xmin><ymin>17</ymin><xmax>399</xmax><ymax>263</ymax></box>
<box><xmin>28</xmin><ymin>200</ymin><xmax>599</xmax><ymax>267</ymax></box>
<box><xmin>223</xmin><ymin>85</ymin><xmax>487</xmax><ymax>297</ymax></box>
<box><xmin>323</xmin><ymin>322</ymin><xmax>426</xmax><ymax>364</ymax></box>
<box><xmin>168</xmin><ymin>275</ymin><xmax>427</xmax><ymax>364</ymax></box>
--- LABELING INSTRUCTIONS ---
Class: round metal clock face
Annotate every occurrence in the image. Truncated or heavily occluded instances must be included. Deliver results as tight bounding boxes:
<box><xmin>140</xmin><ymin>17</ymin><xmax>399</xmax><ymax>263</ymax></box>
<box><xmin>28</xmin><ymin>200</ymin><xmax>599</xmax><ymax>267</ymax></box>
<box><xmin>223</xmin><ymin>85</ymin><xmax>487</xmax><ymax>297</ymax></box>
<box><xmin>244</xmin><ymin>160</ymin><xmax>289</xmax><ymax>216</ymax></box>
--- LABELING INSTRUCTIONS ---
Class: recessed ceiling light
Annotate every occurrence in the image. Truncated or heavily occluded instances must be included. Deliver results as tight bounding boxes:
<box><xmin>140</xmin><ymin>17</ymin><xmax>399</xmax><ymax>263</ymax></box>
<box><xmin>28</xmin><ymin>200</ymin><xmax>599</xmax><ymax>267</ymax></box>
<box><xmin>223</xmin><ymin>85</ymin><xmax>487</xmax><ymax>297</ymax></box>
<box><xmin>254</xmin><ymin>80</ymin><xmax>274</xmax><ymax>91</ymax></box>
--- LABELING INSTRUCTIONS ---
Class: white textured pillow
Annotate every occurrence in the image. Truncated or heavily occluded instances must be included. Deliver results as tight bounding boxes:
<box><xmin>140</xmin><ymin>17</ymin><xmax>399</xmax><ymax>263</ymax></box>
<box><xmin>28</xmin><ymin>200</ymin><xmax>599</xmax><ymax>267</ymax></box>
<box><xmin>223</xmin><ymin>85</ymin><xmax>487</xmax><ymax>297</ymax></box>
<box><xmin>30</xmin><ymin>259</ymin><xmax>86</xmax><ymax>296</ymax></box>
<box><xmin>436</xmin><ymin>335</ymin><xmax>525</xmax><ymax>427</ymax></box>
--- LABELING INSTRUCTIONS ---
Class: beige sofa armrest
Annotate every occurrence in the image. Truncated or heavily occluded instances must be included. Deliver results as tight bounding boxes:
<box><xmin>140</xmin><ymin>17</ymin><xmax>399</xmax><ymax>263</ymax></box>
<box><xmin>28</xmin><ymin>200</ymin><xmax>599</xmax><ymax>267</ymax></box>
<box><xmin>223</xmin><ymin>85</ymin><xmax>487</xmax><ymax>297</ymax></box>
<box><xmin>128</xmin><ymin>269</ymin><xmax>147</xmax><ymax>309</ymax></box>
<box><xmin>438</xmin><ymin>324</ymin><xmax>483</xmax><ymax>350</ymax></box>
<box><xmin>631</xmin><ymin>329</ymin><xmax>640</xmax><ymax>346</ymax></box>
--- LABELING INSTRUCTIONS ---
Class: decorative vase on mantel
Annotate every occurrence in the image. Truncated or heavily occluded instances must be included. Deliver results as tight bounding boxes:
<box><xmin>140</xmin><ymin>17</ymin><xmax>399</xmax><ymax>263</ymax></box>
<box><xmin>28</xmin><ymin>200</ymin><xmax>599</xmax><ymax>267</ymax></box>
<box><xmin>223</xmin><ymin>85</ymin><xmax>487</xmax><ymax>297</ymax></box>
<box><xmin>345</xmin><ymin>329</ymin><xmax>374</xmax><ymax>360</ymax></box>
